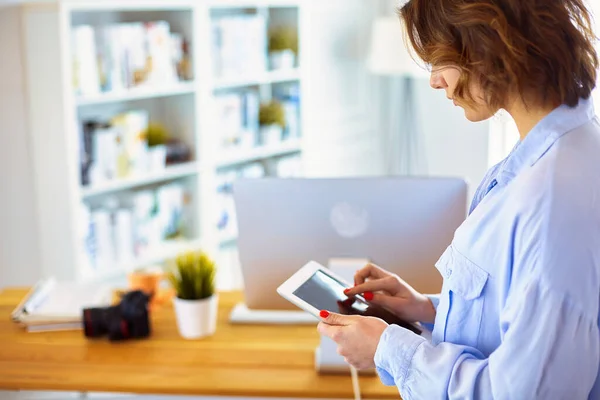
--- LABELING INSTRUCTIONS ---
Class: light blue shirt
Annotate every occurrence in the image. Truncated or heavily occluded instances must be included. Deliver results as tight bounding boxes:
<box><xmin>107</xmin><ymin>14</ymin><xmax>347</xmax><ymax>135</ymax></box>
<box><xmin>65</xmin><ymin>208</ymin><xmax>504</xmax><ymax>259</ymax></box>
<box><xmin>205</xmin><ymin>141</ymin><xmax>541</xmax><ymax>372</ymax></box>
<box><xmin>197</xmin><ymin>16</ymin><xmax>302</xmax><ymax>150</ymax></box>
<box><xmin>374</xmin><ymin>98</ymin><xmax>600</xmax><ymax>399</ymax></box>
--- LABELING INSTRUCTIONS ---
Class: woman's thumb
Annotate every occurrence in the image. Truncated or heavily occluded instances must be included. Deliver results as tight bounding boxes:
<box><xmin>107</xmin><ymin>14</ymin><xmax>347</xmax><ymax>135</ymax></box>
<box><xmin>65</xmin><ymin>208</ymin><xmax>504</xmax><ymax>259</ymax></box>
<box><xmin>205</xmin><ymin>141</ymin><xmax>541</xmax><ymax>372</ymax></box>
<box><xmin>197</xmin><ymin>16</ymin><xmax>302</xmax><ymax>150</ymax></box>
<box><xmin>319</xmin><ymin>310</ymin><xmax>357</xmax><ymax>326</ymax></box>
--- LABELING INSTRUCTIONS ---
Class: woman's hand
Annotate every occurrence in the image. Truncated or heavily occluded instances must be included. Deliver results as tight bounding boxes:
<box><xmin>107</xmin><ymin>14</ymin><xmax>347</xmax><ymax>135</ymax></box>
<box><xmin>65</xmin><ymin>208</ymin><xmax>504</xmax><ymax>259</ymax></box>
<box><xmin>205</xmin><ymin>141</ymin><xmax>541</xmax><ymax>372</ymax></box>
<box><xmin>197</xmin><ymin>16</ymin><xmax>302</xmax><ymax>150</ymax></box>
<box><xmin>345</xmin><ymin>263</ymin><xmax>436</xmax><ymax>324</ymax></box>
<box><xmin>317</xmin><ymin>311</ymin><xmax>388</xmax><ymax>370</ymax></box>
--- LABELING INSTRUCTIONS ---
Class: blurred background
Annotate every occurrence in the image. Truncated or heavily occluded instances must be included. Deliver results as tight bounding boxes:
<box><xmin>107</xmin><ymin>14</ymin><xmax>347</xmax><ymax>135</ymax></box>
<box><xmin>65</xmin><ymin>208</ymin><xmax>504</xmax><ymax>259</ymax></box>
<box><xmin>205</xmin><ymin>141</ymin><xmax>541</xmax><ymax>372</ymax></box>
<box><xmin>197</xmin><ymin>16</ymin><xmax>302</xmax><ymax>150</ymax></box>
<box><xmin>0</xmin><ymin>0</ymin><xmax>598</xmax><ymax>290</ymax></box>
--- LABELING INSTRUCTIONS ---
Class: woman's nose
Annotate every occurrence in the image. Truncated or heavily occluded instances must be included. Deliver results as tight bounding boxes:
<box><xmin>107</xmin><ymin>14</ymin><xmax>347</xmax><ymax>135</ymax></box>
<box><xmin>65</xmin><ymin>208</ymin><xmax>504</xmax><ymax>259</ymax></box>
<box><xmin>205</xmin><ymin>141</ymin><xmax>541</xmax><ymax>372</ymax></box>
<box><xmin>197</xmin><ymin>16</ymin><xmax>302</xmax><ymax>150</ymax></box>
<box><xmin>430</xmin><ymin>71</ymin><xmax>446</xmax><ymax>90</ymax></box>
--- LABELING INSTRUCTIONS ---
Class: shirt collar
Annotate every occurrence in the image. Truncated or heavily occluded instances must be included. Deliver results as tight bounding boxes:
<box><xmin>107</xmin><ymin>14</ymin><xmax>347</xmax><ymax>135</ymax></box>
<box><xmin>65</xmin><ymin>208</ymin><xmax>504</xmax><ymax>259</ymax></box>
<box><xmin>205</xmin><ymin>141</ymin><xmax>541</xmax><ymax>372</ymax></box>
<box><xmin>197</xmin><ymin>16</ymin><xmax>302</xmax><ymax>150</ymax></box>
<box><xmin>495</xmin><ymin>97</ymin><xmax>596</xmax><ymax>186</ymax></box>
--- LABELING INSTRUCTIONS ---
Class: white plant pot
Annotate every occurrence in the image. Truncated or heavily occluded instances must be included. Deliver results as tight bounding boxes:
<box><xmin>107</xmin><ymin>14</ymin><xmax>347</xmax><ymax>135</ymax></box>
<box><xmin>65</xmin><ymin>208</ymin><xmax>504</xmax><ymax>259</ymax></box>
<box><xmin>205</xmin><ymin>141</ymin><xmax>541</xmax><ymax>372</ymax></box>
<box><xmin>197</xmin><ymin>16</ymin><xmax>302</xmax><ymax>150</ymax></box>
<box><xmin>148</xmin><ymin>145</ymin><xmax>167</xmax><ymax>172</ymax></box>
<box><xmin>260</xmin><ymin>124</ymin><xmax>283</xmax><ymax>146</ymax></box>
<box><xmin>269</xmin><ymin>50</ymin><xmax>296</xmax><ymax>70</ymax></box>
<box><xmin>173</xmin><ymin>295</ymin><xmax>218</xmax><ymax>339</ymax></box>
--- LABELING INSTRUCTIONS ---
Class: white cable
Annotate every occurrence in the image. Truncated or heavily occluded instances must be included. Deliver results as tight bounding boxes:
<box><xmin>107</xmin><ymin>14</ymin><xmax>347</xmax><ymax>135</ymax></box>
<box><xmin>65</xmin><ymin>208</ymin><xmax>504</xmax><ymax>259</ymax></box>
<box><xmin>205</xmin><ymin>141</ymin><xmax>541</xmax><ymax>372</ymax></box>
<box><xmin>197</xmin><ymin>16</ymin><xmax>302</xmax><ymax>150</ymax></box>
<box><xmin>350</xmin><ymin>365</ymin><xmax>362</xmax><ymax>400</ymax></box>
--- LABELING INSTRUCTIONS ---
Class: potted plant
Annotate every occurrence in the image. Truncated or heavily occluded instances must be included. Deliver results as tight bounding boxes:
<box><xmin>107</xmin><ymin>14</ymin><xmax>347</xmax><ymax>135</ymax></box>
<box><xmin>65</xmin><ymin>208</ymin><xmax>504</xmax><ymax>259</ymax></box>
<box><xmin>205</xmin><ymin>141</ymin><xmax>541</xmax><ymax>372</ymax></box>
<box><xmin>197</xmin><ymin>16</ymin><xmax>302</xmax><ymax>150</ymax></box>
<box><xmin>145</xmin><ymin>122</ymin><xmax>169</xmax><ymax>172</ymax></box>
<box><xmin>268</xmin><ymin>27</ymin><xmax>298</xmax><ymax>70</ymax></box>
<box><xmin>167</xmin><ymin>251</ymin><xmax>218</xmax><ymax>339</ymax></box>
<box><xmin>259</xmin><ymin>101</ymin><xmax>286</xmax><ymax>146</ymax></box>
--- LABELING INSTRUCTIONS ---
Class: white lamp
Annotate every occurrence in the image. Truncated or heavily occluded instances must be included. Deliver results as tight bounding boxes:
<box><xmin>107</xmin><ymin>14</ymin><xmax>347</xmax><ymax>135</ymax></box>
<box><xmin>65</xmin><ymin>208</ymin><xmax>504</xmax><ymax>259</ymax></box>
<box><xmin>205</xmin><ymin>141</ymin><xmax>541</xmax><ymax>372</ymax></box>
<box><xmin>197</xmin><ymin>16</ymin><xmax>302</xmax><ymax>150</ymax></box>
<box><xmin>367</xmin><ymin>16</ymin><xmax>429</xmax><ymax>176</ymax></box>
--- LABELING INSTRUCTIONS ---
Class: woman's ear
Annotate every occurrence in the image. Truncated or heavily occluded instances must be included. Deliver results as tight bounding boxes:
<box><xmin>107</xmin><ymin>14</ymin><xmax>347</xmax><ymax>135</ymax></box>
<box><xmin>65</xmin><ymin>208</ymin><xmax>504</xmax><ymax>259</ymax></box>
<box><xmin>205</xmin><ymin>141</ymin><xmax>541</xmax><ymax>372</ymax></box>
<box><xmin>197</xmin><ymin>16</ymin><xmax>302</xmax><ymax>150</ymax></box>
<box><xmin>430</xmin><ymin>70</ymin><xmax>446</xmax><ymax>90</ymax></box>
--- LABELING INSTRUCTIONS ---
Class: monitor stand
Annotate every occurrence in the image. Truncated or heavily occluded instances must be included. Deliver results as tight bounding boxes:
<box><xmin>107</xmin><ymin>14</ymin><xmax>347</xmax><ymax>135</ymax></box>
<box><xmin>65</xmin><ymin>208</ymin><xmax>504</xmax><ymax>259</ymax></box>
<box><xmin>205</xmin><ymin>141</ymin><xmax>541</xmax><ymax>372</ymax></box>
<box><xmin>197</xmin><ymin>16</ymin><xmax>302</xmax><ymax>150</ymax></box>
<box><xmin>229</xmin><ymin>302</ymin><xmax>317</xmax><ymax>325</ymax></box>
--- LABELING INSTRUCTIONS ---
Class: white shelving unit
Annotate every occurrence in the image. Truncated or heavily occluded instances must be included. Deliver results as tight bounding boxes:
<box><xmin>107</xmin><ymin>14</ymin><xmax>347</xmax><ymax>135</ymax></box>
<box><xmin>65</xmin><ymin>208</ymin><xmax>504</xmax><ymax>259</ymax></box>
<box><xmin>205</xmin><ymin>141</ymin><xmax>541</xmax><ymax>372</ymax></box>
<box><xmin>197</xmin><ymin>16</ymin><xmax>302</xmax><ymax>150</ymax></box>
<box><xmin>215</xmin><ymin>138</ymin><xmax>301</xmax><ymax>169</ymax></box>
<box><xmin>18</xmin><ymin>0</ymin><xmax>214</xmax><ymax>283</ymax></box>
<box><xmin>207</xmin><ymin>2</ymin><xmax>306</xmax><ymax>283</ymax></box>
<box><xmin>76</xmin><ymin>81</ymin><xmax>197</xmax><ymax>106</ymax></box>
<box><xmin>213</xmin><ymin>68</ymin><xmax>301</xmax><ymax>90</ymax></box>
<box><xmin>80</xmin><ymin>162</ymin><xmax>200</xmax><ymax>198</ymax></box>
<box><xmin>81</xmin><ymin>237</ymin><xmax>204</xmax><ymax>281</ymax></box>
<box><xmin>17</xmin><ymin>0</ymin><xmax>307</xmax><ymax>286</ymax></box>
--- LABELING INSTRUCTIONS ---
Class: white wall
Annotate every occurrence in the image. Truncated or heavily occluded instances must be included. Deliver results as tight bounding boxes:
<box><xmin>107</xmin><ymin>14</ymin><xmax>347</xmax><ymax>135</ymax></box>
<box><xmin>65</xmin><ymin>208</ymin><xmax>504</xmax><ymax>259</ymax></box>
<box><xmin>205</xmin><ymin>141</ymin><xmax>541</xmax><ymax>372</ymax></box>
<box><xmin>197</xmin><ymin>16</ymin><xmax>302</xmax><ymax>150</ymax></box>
<box><xmin>302</xmin><ymin>0</ymin><xmax>386</xmax><ymax>178</ymax></box>
<box><xmin>302</xmin><ymin>0</ymin><xmax>490</xmax><ymax>191</ymax></box>
<box><xmin>0</xmin><ymin>6</ymin><xmax>42</xmax><ymax>286</ymax></box>
<box><xmin>412</xmin><ymin>80</ymin><xmax>489</xmax><ymax>195</ymax></box>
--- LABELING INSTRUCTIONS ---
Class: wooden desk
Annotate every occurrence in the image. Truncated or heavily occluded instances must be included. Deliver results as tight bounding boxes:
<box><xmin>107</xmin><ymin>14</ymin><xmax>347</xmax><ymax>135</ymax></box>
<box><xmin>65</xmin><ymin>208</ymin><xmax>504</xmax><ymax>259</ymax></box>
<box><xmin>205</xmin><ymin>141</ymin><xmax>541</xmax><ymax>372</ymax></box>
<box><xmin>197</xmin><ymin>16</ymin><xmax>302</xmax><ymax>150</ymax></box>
<box><xmin>0</xmin><ymin>288</ymin><xmax>399</xmax><ymax>399</ymax></box>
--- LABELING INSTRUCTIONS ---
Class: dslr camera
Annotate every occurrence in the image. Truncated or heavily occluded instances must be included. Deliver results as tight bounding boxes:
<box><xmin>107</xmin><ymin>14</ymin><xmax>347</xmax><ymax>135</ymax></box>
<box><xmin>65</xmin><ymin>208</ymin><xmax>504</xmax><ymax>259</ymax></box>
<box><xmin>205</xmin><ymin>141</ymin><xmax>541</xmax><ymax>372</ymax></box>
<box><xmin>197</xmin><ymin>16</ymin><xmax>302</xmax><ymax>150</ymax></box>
<box><xmin>83</xmin><ymin>290</ymin><xmax>151</xmax><ymax>341</ymax></box>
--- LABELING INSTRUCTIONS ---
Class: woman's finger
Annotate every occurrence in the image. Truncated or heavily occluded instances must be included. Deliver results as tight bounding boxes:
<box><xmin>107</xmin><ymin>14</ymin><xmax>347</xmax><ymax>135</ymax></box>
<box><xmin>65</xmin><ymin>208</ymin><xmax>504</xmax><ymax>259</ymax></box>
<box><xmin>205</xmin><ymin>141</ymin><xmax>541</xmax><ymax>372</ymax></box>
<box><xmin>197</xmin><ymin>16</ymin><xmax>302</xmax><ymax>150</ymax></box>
<box><xmin>353</xmin><ymin>263</ymin><xmax>390</xmax><ymax>285</ymax></box>
<box><xmin>368</xmin><ymin>292</ymin><xmax>404</xmax><ymax>311</ymax></box>
<box><xmin>345</xmin><ymin>276</ymin><xmax>398</xmax><ymax>297</ymax></box>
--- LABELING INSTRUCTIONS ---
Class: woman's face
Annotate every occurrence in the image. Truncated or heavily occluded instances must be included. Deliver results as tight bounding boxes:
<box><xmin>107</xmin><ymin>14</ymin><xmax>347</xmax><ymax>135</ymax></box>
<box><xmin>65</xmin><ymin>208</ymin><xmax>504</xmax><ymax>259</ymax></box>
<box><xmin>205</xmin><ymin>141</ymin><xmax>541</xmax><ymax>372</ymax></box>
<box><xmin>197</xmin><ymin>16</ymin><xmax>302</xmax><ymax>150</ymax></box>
<box><xmin>430</xmin><ymin>66</ymin><xmax>497</xmax><ymax>122</ymax></box>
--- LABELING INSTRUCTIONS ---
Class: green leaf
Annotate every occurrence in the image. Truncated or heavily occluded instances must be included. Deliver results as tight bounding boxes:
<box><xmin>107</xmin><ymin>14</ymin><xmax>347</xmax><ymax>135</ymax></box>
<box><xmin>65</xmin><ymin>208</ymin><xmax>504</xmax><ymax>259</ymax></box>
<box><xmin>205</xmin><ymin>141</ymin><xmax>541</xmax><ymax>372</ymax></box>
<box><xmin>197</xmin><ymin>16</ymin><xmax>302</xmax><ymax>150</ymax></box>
<box><xmin>167</xmin><ymin>250</ymin><xmax>217</xmax><ymax>300</ymax></box>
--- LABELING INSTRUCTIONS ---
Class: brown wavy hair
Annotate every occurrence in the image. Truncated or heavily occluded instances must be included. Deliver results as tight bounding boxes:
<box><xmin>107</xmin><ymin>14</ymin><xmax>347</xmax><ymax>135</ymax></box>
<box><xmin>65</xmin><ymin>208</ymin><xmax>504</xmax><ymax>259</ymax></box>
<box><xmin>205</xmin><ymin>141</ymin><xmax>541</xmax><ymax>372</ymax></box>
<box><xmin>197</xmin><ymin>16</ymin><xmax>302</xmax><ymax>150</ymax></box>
<box><xmin>399</xmin><ymin>0</ymin><xmax>599</xmax><ymax>109</ymax></box>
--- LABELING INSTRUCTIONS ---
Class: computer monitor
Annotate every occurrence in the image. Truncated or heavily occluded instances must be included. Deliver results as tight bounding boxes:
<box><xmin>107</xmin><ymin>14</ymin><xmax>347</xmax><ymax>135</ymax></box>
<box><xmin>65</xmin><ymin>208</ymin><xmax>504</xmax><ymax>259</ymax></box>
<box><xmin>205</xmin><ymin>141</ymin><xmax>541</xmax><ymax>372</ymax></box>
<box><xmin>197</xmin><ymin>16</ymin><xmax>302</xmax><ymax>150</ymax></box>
<box><xmin>233</xmin><ymin>177</ymin><xmax>467</xmax><ymax>311</ymax></box>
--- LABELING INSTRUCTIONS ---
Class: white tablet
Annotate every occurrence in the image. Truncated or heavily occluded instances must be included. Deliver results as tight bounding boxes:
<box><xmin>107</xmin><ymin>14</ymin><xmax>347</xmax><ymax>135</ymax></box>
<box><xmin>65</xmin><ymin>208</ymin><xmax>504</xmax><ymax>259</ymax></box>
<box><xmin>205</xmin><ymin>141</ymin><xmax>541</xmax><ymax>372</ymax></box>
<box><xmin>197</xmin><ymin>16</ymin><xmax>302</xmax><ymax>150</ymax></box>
<box><xmin>277</xmin><ymin>261</ymin><xmax>421</xmax><ymax>334</ymax></box>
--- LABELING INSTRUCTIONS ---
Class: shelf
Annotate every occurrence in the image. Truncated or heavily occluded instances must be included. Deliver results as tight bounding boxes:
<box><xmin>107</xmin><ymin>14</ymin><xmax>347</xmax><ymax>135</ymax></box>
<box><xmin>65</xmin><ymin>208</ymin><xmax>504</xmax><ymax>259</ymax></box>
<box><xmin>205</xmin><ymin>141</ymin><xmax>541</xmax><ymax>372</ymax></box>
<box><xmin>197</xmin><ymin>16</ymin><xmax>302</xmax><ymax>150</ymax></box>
<box><xmin>82</xmin><ymin>238</ymin><xmax>204</xmax><ymax>282</ymax></box>
<box><xmin>219</xmin><ymin>233</ymin><xmax>238</xmax><ymax>247</ymax></box>
<box><xmin>80</xmin><ymin>162</ymin><xmax>200</xmax><ymax>198</ymax></box>
<box><xmin>76</xmin><ymin>81</ymin><xmax>196</xmax><ymax>106</ymax></box>
<box><xmin>216</xmin><ymin>138</ymin><xmax>302</xmax><ymax>168</ymax></box>
<box><xmin>213</xmin><ymin>69</ymin><xmax>300</xmax><ymax>90</ymax></box>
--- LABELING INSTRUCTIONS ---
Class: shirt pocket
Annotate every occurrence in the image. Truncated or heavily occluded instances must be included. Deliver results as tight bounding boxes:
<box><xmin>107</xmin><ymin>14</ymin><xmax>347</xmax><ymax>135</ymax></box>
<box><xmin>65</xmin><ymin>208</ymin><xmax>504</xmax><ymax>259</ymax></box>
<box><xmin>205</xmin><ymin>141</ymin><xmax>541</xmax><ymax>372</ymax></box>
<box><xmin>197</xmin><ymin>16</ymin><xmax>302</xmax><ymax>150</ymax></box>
<box><xmin>434</xmin><ymin>245</ymin><xmax>489</xmax><ymax>348</ymax></box>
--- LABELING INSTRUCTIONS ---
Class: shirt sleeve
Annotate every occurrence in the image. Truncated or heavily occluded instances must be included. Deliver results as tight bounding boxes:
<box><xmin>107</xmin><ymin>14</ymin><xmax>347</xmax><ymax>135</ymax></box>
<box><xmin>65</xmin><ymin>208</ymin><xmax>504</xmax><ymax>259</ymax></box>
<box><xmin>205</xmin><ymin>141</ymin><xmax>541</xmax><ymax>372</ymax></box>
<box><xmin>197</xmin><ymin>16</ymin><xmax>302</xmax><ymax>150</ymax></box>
<box><xmin>418</xmin><ymin>294</ymin><xmax>439</xmax><ymax>333</ymax></box>
<box><xmin>374</xmin><ymin>279</ymin><xmax>600</xmax><ymax>399</ymax></box>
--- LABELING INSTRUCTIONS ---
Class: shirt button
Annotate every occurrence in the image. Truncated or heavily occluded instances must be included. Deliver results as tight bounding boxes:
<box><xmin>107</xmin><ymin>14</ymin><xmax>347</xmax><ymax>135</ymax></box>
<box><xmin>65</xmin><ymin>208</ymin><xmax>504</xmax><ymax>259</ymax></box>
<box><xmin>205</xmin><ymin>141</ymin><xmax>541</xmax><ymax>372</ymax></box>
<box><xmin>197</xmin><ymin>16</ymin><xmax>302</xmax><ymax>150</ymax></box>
<box><xmin>446</xmin><ymin>269</ymin><xmax>453</xmax><ymax>278</ymax></box>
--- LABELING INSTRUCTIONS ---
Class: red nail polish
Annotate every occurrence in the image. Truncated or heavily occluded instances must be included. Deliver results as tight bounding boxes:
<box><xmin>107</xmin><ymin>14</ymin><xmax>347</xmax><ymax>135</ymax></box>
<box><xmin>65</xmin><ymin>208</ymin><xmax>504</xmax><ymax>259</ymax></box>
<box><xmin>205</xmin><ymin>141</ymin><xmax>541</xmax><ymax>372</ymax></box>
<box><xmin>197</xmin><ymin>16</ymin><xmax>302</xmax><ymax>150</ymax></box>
<box><xmin>320</xmin><ymin>310</ymin><xmax>330</xmax><ymax>318</ymax></box>
<box><xmin>364</xmin><ymin>291</ymin><xmax>374</xmax><ymax>301</ymax></box>
<box><xmin>343</xmin><ymin>288</ymin><xmax>350</xmax><ymax>295</ymax></box>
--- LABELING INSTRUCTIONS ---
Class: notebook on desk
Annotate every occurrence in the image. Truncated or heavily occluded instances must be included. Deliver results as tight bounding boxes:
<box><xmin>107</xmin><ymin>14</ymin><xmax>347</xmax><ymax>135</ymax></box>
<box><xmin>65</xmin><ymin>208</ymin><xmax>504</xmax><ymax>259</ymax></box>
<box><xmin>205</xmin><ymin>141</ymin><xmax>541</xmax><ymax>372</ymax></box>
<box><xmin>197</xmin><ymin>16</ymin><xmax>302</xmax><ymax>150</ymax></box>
<box><xmin>11</xmin><ymin>278</ymin><xmax>113</xmax><ymax>331</ymax></box>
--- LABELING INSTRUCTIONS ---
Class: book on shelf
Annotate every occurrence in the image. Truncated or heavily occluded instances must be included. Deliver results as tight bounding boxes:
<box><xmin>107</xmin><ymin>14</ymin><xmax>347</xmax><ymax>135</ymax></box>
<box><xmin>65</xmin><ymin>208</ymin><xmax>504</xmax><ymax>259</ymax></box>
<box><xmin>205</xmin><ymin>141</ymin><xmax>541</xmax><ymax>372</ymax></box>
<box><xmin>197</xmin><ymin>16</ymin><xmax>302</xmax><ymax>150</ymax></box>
<box><xmin>73</xmin><ymin>20</ymin><xmax>191</xmax><ymax>97</ymax></box>
<box><xmin>215</xmin><ymin>164</ymin><xmax>265</xmax><ymax>240</ymax></box>
<box><xmin>145</xmin><ymin>21</ymin><xmax>179</xmax><ymax>85</ymax></box>
<box><xmin>72</xmin><ymin>25</ymin><xmax>101</xmax><ymax>96</ymax></box>
<box><xmin>215</xmin><ymin>171</ymin><xmax>236</xmax><ymax>237</ymax></box>
<box><xmin>79</xmin><ymin>183</ymin><xmax>189</xmax><ymax>276</ymax></box>
<box><xmin>213</xmin><ymin>84</ymin><xmax>301</xmax><ymax>156</ymax></box>
<box><xmin>212</xmin><ymin>15</ymin><xmax>267</xmax><ymax>79</ymax></box>
<box><xmin>243</xmin><ymin>91</ymin><xmax>260</xmax><ymax>145</ymax></box>
<box><xmin>81</xmin><ymin>111</ymin><xmax>150</xmax><ymax>186</ymax></box>
<box><xmin>80</xmin><ymin>110</ymin><xmax>194</xmax><ymax>188</ymax></box>
<box><xmin>111</xmin><ymin>110</ymin><xmax>150</xmax><ymax>179</ymax></box>
<box><xmin>216</xmin><ymin>94</ymin><xmax>244</xmax><ymax>149</ymax></box>
<box><xmin>215</xmin><ymin>91</ymin><xmax>261</xmax><ymax>152</ymax></box>
<box><xmin>274</xmin><ymin>84</ymin><xmax>301</xmax><ymax>140</ymax></box>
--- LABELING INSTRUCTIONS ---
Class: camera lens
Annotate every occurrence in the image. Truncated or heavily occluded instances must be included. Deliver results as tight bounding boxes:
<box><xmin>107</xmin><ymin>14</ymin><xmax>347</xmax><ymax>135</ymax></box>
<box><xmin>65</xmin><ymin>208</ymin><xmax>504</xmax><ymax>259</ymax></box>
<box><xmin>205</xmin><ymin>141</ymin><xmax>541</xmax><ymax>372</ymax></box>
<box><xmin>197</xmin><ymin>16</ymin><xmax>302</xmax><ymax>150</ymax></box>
<box><xmin>83</xmin><ymin>307</ymin><xmax>113</xmax><ymax>338</ymax></box>
<box><xmin>82</xmin><ymin>290</ymin><xmax>151</xmax><ymax>341</ymax></box>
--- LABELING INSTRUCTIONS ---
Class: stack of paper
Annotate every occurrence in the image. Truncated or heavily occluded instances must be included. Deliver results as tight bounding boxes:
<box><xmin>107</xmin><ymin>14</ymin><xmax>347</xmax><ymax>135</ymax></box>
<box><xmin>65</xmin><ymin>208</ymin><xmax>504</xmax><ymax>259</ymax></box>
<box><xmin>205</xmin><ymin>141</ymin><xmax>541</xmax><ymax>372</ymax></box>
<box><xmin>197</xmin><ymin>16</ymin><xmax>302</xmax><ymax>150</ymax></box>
<box><xmin>11</xmin><ymin>279</ymin><xmax>113</xmax><ymax>333</ymax></box>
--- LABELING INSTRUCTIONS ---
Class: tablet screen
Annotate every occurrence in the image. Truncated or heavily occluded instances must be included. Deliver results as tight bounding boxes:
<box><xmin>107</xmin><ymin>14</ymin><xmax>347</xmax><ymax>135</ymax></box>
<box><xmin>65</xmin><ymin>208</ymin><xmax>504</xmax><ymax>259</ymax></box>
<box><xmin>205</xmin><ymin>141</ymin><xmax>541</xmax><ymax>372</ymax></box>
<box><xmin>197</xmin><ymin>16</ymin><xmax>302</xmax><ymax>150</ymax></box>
<box><xmin>293</xmin><ymin>270</ymin><xmax>368</xmax><ymax>314</ymax></box>
<box><xmin>293</xmin><ymin>270</ymin><xmax>421</xmax><ymax>334</ymax></box>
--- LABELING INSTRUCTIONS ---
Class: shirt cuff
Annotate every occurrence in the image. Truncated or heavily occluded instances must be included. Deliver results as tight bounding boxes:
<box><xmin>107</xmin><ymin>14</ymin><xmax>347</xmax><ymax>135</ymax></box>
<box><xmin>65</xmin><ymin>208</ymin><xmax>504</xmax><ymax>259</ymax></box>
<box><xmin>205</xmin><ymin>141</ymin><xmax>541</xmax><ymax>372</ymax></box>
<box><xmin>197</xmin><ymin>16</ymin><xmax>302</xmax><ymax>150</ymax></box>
<box><xmin>419</xmin><ymin>294</ymin><xmax>440</xmax><ymax>332</ymax></box>
<box><xmin>427</xmin><ymin>294</ymin><xmax>440</xmax><ymax>310</ymax></box>
<box><xmin>374</xmin><ymin>324</ymin><xmax>426</xmax><ymax>388</ymax></box>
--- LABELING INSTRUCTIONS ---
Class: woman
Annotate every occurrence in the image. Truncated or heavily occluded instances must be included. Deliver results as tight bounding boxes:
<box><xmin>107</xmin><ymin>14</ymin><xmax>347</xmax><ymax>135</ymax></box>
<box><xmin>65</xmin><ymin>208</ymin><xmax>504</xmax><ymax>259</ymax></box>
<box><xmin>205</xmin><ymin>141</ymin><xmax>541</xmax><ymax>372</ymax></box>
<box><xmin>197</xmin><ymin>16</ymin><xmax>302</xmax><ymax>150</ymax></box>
<box><xmin>317</xmin><ymin>0</ymin><xmax>600</xmax><ymax>398</ymax></box>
